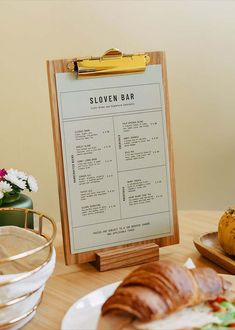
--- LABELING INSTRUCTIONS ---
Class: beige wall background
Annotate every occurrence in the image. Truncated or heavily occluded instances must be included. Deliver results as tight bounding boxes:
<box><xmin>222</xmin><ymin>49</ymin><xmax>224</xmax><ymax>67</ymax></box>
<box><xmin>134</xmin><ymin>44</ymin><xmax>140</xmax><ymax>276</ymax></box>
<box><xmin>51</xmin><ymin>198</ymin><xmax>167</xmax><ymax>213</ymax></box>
<box><xmin>1</xmin><ymin>0</ymin><xmax>235</xmax><ymax>222</ymax></box>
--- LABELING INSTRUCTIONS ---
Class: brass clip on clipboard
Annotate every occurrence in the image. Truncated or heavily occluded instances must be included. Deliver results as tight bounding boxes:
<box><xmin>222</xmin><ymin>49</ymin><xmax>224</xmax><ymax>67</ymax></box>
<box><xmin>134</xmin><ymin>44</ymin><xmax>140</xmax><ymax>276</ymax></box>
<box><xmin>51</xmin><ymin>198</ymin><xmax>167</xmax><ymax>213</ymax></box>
<box><xmin>67</xmin><ymin>48</ymin><xmax>150</xmax><ymax>78</ymax></box>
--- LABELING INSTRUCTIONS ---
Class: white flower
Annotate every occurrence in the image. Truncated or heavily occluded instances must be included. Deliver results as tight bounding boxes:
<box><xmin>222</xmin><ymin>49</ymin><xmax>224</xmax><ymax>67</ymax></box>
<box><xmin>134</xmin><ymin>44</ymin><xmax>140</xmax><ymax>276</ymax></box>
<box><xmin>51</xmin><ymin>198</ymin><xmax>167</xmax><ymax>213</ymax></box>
<box><xmin>0</xmin><ymin>181</ymin><xmax>12</xmax><ymax>200</ymax></box>
<box><xmin>5</xmin><ymin>168</ymin><xmax>19</xmax><ymax>178</ymax></box>
<box><xmin>5</xmin><ymin>168</ymin><xmax>27</xmax><ymax>180</ymax></box>
<box><xmin>4</xmin><ymin>172</ymin><xmax>26</xmax><ymax>190</ymax></box>
<box><xmin>27</xmin><ymin>175</ymin><xmax>38</xmax><ymax>192</ymax></box>
<box><xmin>0</xmin><ymin>181</ymin><xmax>12</xmax><ymax>193</ymax></box>
<box><xmin>2</xmin><ymin>168</ymin><xmax>38</xmax><ymax>194</ymax></box>
<box><xmin>17</xmin><ymin>170</ymin><xmax>27</xmax><ymax>180</ymax></box>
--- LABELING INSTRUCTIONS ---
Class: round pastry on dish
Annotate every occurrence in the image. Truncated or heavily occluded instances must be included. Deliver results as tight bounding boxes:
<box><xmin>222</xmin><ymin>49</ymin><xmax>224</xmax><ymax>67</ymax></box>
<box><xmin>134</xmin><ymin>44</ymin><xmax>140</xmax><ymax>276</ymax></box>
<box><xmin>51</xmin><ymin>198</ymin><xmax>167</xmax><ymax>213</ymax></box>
<box><xmin>218</xmin><ymin>207</ymin><xmax>235</xmax><ymax>256</ymax></box>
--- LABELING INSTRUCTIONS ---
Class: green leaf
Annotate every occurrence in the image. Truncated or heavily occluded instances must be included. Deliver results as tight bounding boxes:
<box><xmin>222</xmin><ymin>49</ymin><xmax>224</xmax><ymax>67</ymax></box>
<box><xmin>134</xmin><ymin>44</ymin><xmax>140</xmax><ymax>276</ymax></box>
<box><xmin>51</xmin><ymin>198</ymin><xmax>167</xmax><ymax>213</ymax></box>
<box><xmin>220</xmin><ymin>301</ymin><xmax>235</xmax><ymax>312</ymax></box>
<box><xmin>214</xmin><ymin>311</ymin><xmax>235</xmax><ymax>325</ymax></box>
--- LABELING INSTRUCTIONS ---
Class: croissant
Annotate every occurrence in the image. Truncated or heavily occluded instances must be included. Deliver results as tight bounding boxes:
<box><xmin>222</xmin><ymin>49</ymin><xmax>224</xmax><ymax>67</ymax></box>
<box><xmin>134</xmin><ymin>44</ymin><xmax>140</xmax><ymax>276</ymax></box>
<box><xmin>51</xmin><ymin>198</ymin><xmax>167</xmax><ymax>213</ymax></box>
<box><xmin>101</xmin><ymin>261</ymin><xmax>229</xmax><ymax>322</ymax></box>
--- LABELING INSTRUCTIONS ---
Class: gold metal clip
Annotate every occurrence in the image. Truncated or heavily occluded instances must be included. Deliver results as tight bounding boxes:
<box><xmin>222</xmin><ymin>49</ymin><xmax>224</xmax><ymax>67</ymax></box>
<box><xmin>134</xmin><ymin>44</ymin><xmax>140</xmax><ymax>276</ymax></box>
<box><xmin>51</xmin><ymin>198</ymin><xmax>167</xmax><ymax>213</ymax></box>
<box><xmin>67</xmin><ymin>48</ymin><xmax>150</xmax><ymax>78</ymax></box>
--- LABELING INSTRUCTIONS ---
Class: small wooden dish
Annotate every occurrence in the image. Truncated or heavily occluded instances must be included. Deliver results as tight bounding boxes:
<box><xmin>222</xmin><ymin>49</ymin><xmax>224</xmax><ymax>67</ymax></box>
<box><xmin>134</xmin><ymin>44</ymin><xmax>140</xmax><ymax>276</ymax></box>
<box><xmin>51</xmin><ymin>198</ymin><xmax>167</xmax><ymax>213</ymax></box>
<box><xmin>193</xmin><ymin>232</ymin><xmax>235</xmax><ymax>274</ymax></box>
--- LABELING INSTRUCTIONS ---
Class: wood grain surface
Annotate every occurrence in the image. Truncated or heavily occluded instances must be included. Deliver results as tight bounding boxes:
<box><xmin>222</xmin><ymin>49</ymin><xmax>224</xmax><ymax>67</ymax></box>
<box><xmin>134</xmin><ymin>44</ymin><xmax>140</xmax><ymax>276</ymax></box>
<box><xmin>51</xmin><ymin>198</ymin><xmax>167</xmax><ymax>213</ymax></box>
<box><xmin>22</xmin><ymin>210</ymin><xmax>235</xmax><ymax>330</ymax></box>
<box><xmin>194</xmin><ymin>232</ymin><xmax>235</xmax><ymax>274</ymax></box>
<box><xmin>47</xmin><ymin>51</ymin><xmax>179</xmax><ymax>265</ymax></box>
<box><xmin>95</xmin><ymin>242</ymin><xmax>159</xmax><ymax>272</ymax></box>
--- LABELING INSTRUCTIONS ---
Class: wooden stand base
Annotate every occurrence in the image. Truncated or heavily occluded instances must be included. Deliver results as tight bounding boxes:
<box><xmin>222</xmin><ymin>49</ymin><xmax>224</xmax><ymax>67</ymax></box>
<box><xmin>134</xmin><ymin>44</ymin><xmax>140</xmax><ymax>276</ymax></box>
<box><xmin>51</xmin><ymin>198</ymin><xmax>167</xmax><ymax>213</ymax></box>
<box><xmin>93</xmin><ymin>243</ymin><xmax>159</xmax><ymax>272</ymax></box>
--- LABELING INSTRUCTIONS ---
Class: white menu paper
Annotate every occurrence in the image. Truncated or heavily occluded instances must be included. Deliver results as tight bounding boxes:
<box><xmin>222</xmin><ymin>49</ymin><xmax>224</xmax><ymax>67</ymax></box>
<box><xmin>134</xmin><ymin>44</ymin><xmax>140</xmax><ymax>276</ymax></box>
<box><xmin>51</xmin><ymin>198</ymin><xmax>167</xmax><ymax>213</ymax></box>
<box><xmin>56</xmin><ymin>64</ymin><xmax>173</xmax><ymax>253</ymax></box>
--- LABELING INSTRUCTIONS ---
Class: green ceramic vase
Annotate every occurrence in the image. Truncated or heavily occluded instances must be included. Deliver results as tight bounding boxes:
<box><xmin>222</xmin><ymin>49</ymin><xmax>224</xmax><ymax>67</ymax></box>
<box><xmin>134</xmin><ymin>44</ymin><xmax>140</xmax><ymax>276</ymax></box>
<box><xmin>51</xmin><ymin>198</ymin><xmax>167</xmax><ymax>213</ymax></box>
<box><xmin>0</xmin><ymin>194</ymin><xmax>34</xmax><ymax>228</ymax></box>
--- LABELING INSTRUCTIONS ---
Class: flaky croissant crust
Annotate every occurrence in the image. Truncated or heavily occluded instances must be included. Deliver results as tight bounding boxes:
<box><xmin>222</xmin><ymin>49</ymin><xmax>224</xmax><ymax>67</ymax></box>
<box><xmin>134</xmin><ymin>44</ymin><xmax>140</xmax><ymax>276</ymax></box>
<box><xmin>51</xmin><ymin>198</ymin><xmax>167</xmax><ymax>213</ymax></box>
<box><xmin>102</xmin><ymin>261</ymin><xmax>228</xmax><ymax>322</ymax></box>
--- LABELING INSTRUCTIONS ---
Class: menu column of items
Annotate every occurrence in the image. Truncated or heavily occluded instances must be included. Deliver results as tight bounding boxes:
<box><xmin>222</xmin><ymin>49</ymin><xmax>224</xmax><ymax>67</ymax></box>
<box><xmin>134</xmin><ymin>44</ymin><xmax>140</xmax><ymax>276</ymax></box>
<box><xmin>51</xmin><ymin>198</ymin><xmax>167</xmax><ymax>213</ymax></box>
<box><xmin>114</xmin><ymin>111</ymin><xmax>170</xmax><ymax>219</ymax></box>
<box><xmin>62</xmin><ymin>117</ymin><xmax>121</xmax><ymax>227</ymax></box>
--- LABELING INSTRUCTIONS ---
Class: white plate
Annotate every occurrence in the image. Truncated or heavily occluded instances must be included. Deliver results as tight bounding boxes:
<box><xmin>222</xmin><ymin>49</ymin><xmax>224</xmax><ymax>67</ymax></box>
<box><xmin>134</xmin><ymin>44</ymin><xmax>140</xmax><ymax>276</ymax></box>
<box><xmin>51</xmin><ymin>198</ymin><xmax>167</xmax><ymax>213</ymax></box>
<box><xmin>61</xmin><ymin>281</ymin><xmax>120</xmax><ymax>330</ymax></box>
<box><xmin>61</xmin><ymin>274</ymin><xmax>235</xmax><ymax>330</ymax></box>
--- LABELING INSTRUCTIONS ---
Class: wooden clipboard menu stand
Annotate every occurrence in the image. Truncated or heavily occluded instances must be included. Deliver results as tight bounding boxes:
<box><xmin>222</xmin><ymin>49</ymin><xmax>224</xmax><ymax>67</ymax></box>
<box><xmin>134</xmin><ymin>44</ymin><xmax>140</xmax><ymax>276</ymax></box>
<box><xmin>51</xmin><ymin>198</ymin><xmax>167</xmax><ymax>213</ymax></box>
<box><xmin>47</xmin><ymin>49</ymin><xmax>179</xmax><ymax>271</ymax></box>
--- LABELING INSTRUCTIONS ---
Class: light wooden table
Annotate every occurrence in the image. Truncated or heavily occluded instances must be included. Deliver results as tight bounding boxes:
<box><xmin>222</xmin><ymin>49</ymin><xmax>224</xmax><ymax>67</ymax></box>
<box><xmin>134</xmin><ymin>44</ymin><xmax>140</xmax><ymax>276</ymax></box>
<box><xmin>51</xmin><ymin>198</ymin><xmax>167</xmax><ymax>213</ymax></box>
<box><xmin>25</xmin><ymin>210</ymin><xmax>229</xmax><ymax>330</ymax></box>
